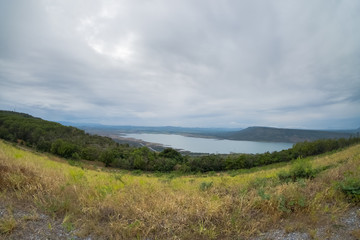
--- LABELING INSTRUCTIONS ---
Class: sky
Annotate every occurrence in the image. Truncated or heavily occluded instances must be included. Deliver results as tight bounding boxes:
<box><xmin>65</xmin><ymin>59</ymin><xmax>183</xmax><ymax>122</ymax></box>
<box><xmin>0</xmin><ymin>0</ymin><xmax>360</xmax><ymax>129</ymax></box>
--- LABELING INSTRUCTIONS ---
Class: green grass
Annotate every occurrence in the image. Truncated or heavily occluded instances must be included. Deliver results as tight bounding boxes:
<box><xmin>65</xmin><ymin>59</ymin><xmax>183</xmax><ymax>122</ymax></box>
<box><xmin>0</xmin><ymin>140</ymin><xmax>359</xmax><ymax>239</ymax></box>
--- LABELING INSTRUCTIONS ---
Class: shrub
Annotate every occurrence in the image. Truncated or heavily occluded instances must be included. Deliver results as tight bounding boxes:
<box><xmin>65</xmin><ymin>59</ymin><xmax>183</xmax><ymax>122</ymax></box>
<box><xmin>339</xmin><ymin>174</ymin><xmax>360</xmax><ymax>202</ymax></box>
<box><xmin>50</xmin><ymin>139</ymin><xmax>79</xmax><ymax>159</ymax></box>
<box><xmin>159</xmin><ymin>148</ymin><xmax>183</xmax><ymax>162</ymax></box>
<box><xmin>199</xmin><ymin>181</ymin><xmax>213</xmax><ymax>191</ymax></box>
<box><xmin>100</xmin><ymin>149</ymin><xmax>116</xmax><ymax>167</ymax></box>
<box><xmin>277</xmin><ymin>194</ymin><xmax>306</xmax><ymax>213</ymax></box>
<box><xmin>71</xmin><ymin>152</ymin><xmax>80</xmax><ymax>160</ymax></box>
<box><xmin>153</xmin><ymin>157</ymin><xmax>177</xmax><ymax>172</ymax></box>
<box><xmin>257</xmin><ymin>189</ymin><xmax>270</xmax><ymax>200</ymax></box>
<box><xmin>278</xmin><ymin>158</ymin><xmax>316</xmax><ymax>182</ymax></box>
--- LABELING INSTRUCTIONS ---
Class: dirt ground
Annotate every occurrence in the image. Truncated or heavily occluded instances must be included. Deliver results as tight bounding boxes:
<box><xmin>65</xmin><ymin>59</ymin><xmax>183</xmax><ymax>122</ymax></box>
<box><xmin>1</xmin><ymin>195</ymin><xmax>359</xmax><ymax>240</ymax></box>
<box><xmin>252</xmin><ymin>207</ymin><xmax>360</xmax><ymax>240</ymax></box>
<box><xmin>0</xmin><ymin>197</ymin><xmax>85</xmax><ymax>240</ymax></box>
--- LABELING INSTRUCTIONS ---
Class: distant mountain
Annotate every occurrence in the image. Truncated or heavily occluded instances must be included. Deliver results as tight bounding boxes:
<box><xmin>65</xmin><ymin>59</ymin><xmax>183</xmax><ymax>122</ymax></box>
<box><xmin>78</xmin><ymin>125</ymin><xmax>242</xmax><ymax>136</ymax></box>
<box><xmin>62</xmin><ymin>122</ymin><xmax>359</xmax><ymax>143</ymax></box>
<box><xmin>326</xmin><ymin>127</ymin><xmax>360</xmax><ymax>134</ymax></box>
<box><xmin>220</xmin><ymin>126</ymin><xmax>357</xmax><ymax>143</ymax></box>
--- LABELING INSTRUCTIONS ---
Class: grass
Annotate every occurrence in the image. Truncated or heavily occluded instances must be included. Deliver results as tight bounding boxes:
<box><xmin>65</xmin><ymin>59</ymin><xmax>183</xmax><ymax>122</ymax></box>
<box><xmin>0</xmin><ymin>140</ymin><xmax>359</xmax><ymax>239</ymax></box>
<box><xmin>0</xmin><ymin>215</ymin><xmax>16</xmax><ymax>234</ymax></box>
<box><xmin>0</xmin><ymin>207</ymin><xmax>17</xmax><ymax>235</ymax></box>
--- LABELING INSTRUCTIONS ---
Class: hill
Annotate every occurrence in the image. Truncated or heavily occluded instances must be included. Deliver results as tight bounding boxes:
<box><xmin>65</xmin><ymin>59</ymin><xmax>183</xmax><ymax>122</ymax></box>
<box><xmin>1</xmin><ymin>110</ymin><xmax>360</xmax><ymax>173</ymax></box>
<box><xmin>67</xmin><ymin>124</ymin><xmax>241</xmax><ymax>135</ymax></box>
<box><xmin>1</xmin><ymin>140</ymin><xmax>360</xmax><ymax>239</ymax></box>
<box><xmin>0</xmin><ymin>110</ymin><xmax>129</xmax><ymax>164</ymax></box>
<box><xmin>72</xmin><ymin>123</ymin><xmax>358</xmax><ymax>143</ymax></box>
<box><xmin>220</xmin><ymin>126</ymin><xmax>356</xmax><ymax>143</ymax></box>
<box><xmin>77</xmin><ymin>124</ymin><xmax>241</xmax><ymax>140</ymax></box>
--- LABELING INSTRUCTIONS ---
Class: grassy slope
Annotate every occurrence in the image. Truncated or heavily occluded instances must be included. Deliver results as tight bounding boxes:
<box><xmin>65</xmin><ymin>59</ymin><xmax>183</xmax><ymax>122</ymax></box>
<box><xmin>0</xmin><ymin>140</ymin><xmax>360</xmax><ymax>239</ymax></box>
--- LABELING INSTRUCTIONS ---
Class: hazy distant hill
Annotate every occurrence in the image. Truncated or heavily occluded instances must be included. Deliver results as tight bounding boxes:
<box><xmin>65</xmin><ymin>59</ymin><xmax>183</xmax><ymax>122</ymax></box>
<box><xmin>76</xmin><ymin>125</ymin><xmax>242</xmax><ymax>137</ymax></box>
<box><xmin>63</xmin><ymin>121</ymin><xmax>359</xmax><ymax>143</ymax></box>
<box><xmin>220</xmin><ymin>126</ymin><xmax>357</xmax><ymax>143</ymax></box>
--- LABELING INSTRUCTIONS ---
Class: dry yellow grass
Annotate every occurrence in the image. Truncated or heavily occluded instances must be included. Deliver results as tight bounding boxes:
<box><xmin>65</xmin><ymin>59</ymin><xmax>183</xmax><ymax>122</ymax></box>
<box><xmin>0</xmin><ymin>213</ymin><xmax>16</xmax><ymax>234</ymax></box>
<box><xmin>0</xmin><ymin>140</ymin><xmax>359</xmax><ymax>239</ymax></box>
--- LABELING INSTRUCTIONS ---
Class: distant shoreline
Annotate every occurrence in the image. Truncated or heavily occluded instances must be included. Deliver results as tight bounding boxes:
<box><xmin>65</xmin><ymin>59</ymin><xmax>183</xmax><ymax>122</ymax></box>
<box><xmin>79</xmin><ymin>125</ymin><xmax>359</xmax><ymax>144</ymax></box>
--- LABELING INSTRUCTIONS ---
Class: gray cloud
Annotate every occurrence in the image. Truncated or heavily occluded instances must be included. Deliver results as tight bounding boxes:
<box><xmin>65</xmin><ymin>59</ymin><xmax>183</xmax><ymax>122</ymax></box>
<box><xmin>0</xmin><ymin>0</ymin><xmax>359</xmax><ymax>129</ymax></box>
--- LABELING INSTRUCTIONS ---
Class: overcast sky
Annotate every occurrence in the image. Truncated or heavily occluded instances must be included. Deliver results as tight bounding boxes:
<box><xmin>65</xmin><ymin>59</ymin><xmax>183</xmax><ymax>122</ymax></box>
<box><xmin>1</xmin><ymin>0</ymin><xmax>359</xmax><ymax>129</ymax></box>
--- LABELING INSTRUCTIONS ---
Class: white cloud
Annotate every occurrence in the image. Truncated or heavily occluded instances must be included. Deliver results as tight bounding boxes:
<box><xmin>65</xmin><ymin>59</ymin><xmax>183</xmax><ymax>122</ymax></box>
<box><xmin>0</xmin><ymin>0</ymin><xmax>359</xmax><ymax>128</ymax></box>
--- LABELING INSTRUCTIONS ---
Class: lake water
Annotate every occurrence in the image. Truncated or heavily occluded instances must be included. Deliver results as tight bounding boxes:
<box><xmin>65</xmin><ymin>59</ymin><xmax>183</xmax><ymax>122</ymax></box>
<box><xmin>123</xmin><ymin>133</ymin><xmax>293</xmax><ymax>154</ymax></box>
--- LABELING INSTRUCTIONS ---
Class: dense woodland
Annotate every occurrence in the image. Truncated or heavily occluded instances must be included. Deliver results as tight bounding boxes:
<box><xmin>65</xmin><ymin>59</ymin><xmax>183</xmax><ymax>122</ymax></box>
<box><xmin>1</xmin><ymin>110</ymin><xmax>359</xmax><ymax>172</ymax></box>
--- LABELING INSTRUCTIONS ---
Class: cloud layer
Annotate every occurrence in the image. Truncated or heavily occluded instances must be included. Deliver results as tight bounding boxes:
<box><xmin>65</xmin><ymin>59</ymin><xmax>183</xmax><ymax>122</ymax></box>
<box><xmin>1</xmin><ymin>0</ymin><xmax>360</xmax><ymax>129</ymax></box>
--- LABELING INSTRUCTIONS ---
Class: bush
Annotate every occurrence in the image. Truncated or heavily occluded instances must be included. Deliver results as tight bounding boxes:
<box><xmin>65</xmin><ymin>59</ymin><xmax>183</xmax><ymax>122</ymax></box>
<box><xmin>100</xmin><ymin>149</ymin><xmax>116</xmax><ymax>167</ymax></box>
<box><xmin>278</xmin><ymin>158</ymin><xmax>316</xmax><ymax>182</ymax></box>
<box><xmin>199</xmin><ymin>181</ymin><xmax>213</xmax><ymax>191</ymax></box>
<box><xmin>153</xmin><ymin>158</ymin><xmax>177</xmax><ymax>172</ymax></box>
<box><xmin>51</xmin><ymin>139</ymin><xmax>79</xmax><ymax>158</ymax></box>
<box><xmin>339</xmin><ymin>174</ymin><xmax>360</xmax><ymax>202</ymax></box>
<box><xmin>277</xmin><ymin>194</ymin><xmax>306</xmax><ymax>213</ymax></box>
<box><xmin>159</xmin><ymin>148</ymin><xmax>183</xmax><ymax>162</ymax></box>
<box><xmin>71</xmin><ymin>152</ymin><xmax>80</xmax><ymax>160</ymax></box>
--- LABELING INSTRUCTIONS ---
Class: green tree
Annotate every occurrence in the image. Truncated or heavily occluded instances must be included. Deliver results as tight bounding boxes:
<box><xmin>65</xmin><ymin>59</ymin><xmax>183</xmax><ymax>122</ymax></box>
<box><xmin>100</xmin><ymin>149</ymin><xmax>115</xmax><ymax>167</ymax></box>
<box><xmin>159</xmin><ymin>148</ymin><xmax>183</xmax><ymax>162</ymax></box>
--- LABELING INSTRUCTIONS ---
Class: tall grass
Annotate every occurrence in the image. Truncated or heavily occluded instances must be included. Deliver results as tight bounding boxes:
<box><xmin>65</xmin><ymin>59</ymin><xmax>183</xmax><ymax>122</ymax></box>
<box><xmin>0</xmin><ymin>140</ymin><xmax>359</xmax><ymax>239</ymax></box>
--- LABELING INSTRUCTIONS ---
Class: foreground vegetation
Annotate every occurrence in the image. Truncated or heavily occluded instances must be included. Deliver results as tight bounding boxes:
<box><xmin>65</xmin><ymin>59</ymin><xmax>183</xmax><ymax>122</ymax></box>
<box><xmin>1</xmin><ymin>140</ymin><xmax>360</xmax><ymax>239</ymax></box>
<box><xmin>1</xmin><ymin>111</ymin><xmax>360</xmax><ymax>173</ymax></box>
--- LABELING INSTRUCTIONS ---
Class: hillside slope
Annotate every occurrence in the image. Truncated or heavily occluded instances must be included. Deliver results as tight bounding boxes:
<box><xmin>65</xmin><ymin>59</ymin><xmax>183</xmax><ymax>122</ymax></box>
<box><xmin>1</xmin><ymin>140</ymin><xmax>360</xmax><ymax>239</ymax></box>
<box><xmin>3</xmin><ymin>110</ymin><xmax>359</xmax><ymax>173</ymax></box>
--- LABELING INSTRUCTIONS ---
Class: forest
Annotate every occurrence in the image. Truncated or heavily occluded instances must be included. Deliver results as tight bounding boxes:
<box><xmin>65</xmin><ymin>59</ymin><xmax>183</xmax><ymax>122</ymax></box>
<box><xmin>1</xmin><ymin>110</ymin><xmax>359</xmax><ymax>172</ymax></box>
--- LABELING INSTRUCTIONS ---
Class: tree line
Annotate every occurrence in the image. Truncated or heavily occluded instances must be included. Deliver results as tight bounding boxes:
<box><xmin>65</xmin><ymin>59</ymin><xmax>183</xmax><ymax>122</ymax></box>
<box><xmin>1</xmin><ymin>110</ymin><xmax>359</xmax><ymax>172</ymax></box>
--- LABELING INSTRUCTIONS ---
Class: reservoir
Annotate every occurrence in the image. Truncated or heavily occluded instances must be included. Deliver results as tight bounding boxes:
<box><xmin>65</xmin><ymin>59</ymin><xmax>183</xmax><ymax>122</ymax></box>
<box><xmin>123</xmin><ymin>133</ymin><xmax>293</xmax><ymax>154</ymax></box>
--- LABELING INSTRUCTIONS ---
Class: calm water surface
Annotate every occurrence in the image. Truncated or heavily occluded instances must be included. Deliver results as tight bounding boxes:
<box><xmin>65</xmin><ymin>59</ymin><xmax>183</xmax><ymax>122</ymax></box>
<box><xmin>123</xmin><ymin>133</ymin><xmax>293</xmax><ymax>154</ymax></box>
